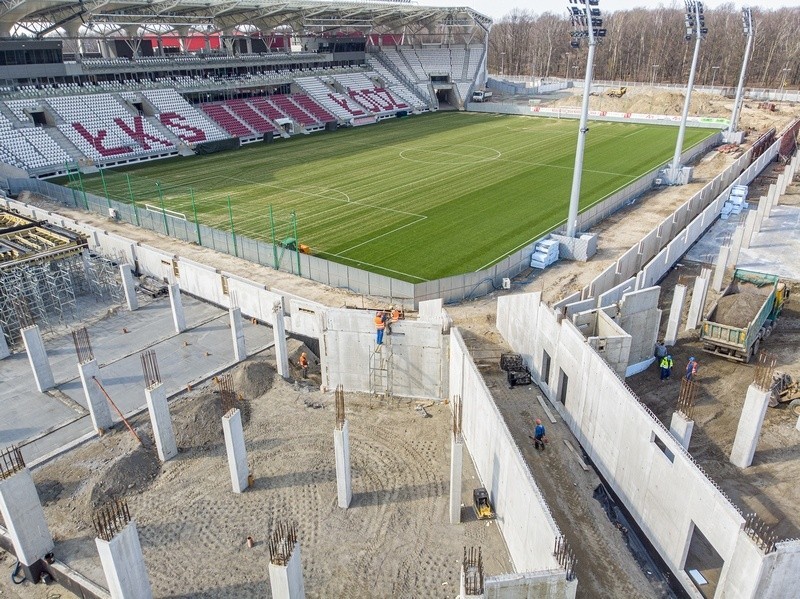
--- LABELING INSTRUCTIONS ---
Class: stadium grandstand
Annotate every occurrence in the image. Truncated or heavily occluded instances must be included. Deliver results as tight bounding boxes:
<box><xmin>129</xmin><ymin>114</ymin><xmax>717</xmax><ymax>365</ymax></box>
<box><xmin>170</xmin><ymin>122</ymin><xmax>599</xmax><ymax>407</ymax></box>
<box><xmin>0</xmin><ymin>0</ymin><xmax>491</xmax><ymax>178</ymax></box>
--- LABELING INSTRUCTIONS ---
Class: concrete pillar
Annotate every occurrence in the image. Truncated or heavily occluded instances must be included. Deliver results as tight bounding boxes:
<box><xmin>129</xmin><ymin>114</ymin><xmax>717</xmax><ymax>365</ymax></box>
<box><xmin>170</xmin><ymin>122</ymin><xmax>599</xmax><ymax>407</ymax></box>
<box><xmin>712</xmin><ymin>246</ymin><xmax>730</xmax><ymax>293</ymax></box>
<box><xmin>730</xmin><ymin>383</ymin><xmax>771</xmax><ymax>468</ymax></box>
<box><xmin>168</xmin><ymin>283</ymin><xmax>186</xmax><ymax>333</ymax></box>
<box><xmin>741</xmin><ymin>209</ymin><xmax>758</xmax><ymax>249</ymax></box>
<box><xmin>334</xmin><ymin>421</ymin><xmax>352</xmax><ymax>508</ymax></box>
<box><xmin>96</xmin><ymin>521</ymin><xmax>153</xmax><ymax>599</ymax></box>
<box><xmin>268</xmin><ymin>544</ymin><xmax>306</xmax><ymax>599</ymax></box>
<box><xmin>450</xmin><ymin>433</ymin><xmax>463</xmax><ymax>524</ymax></box>
<box><xmin>669</xmin><ymin>411</ymin><xmax>694</xmax><ymax>450</ymax></box>
<box><xmin>0</xmin><ymin>324</ymin><xmax>9</xmax><ymax>359</ymax></box>
<box><xmin>21</xmin><ymin>325</ymin><xmax>54</xmax><ymax>392</ymax></box>
<box><xmin>229</xmin><ymin>307</ymin><xmax>247</xmax><ymax>362</ymax></box>
<box><xmin>120</xmin><ymin>264</ymin><xmax>138</xmax><ymax>311</ymax></box>
<box><xmin>145</xmin><ymin>383</ymin><xmax>177</xmax><ymax>462</ymax></box>
<box><xmin>222</xmin><ymin>408</ymin><xmax>249</xmax><ymax>493</ymax></box>
<box><xmin>775</xmin><ymin>174</ymin><xmax>785</xmax><ymax>200</ymax></box>
<box><xmin>753</xmin><ymin>195</ymin><xmax>768</xmax><ymax>233</ymax></box>
<box><xmin>0</xmin><ymin>469</ymin><xmax>54</xmax><ymax>570</ymax></box>
<box><xmin>685</xmin><ymin>270</ymin><xmax>710</xmax><ymax>331</ymax></box>
<box><xmin>728</xmin><ymin>225</ymin><xmax>745</xmax><ymax>268</ymax></box>
<box><xmin>664</xmin><ymin>284</ymin><xmax>687</xmax><ymax>346</ymax></box>
<box><xmin>79</xmin><ymin>359</ymin><xmax>114</xmax><ymax>433</ymax></box>
<box><xmin>764</xmin><ymin>184</ymin><xmax>777</xmax><ymax>215</ymax></box>
<box><xmin>271</xmin><ymin>300</ymin><xmax>289</xmax><ymax>379</ymax></box>
<box><xmin>459</xmin><ymin>565</ymin><xmax>484</xmax><ymax>599</ymax></box>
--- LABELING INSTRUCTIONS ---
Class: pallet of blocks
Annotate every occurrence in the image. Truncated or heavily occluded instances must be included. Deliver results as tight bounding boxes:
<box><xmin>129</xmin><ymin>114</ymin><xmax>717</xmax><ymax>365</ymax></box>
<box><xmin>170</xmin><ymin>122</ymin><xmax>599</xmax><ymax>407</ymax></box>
<box><xmin>722</xmin><ymin>184</ymin><xmax>749</xmax><ymax>219</ymax></box>
<box><xmin>530</xmin><ymin>238</ymin><xmax>559</xmax><ymax>269</ymax></box>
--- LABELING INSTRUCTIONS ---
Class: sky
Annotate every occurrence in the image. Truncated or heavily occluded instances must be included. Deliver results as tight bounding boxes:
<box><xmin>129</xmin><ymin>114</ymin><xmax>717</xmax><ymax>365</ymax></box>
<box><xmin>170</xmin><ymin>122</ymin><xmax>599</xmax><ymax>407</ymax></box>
<box><xmin>430</xmin><ymin>0</ymin><xmax>798</xmax><ymax>23</ymax></box>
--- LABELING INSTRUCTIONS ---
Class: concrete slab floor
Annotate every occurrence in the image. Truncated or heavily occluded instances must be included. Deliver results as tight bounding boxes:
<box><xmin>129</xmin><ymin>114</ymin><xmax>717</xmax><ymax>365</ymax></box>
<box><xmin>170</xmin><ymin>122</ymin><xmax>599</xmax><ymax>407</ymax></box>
<box><xmin>1</xmin><ymin>293</ymin><xmax>275</xmax><ymax>464</ymax></box>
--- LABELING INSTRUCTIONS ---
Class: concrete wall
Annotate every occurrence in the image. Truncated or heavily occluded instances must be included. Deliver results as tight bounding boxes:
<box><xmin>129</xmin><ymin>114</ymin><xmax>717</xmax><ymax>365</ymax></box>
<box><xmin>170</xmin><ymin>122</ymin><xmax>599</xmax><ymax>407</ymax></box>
<box><xmin>496</xmin><ymin>291</ymin><xmax>800</xmax><ymax>598</ymax></box>
<box><xmin>485</xmin><ymin>570</ymin><xmax>577</xmax><ymax>599</ymax></box>
<box><xmin>450</xmin><ymin>328</ymin><xmax>565</xmax><ymax>580</ymax></box>
<box><xmin>321</xmin><ymin>308</ymin><xmax>447</xmax><ymax>399</ymax></box>
<box><xmin>616</xmin><ymin>286</ymin><xmax>661</xmax><ymax>368</ymax></box>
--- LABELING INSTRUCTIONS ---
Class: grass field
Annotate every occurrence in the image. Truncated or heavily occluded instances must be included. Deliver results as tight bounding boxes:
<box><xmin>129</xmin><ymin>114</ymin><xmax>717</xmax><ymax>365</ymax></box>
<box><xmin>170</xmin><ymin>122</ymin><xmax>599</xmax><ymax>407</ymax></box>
<box><xmin>77</xmin><ymin>112</ymin><xmax>715</xmax><ymax>282</ymax></box>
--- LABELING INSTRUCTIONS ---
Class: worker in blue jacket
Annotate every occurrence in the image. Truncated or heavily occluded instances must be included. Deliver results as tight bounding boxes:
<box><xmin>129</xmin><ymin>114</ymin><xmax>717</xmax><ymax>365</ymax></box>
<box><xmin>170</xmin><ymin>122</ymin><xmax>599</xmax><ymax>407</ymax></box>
<box><xmin>534</xmin><ymin>419</ymin><xmax>546</xmax><ymax>451</ymax></box>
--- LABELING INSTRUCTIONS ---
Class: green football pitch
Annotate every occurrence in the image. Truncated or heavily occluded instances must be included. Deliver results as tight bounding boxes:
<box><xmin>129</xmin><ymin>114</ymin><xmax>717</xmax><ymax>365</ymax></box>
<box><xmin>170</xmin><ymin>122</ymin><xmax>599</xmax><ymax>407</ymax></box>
<box><xmin>76</xmin><ymin>112</ymin><xmax>715</xmax><ymax>282</ymax></box>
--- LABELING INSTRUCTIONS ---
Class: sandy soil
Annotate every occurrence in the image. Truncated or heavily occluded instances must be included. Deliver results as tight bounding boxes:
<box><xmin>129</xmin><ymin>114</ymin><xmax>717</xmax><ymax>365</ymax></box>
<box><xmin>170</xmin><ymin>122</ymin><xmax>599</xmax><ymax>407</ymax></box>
<box><xmin>6</xmin><ymin>99</ymin><xmax>800</xmax><ymax>598</ymax></box>
<box><xmin>32</xmin><ymin>353</ymin><xmax>511</xmax><ymax>598</ymax></box>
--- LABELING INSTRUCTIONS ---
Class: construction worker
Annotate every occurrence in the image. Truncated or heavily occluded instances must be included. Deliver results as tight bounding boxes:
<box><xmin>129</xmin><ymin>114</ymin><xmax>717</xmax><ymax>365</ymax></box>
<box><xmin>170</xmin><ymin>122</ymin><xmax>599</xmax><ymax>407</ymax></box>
<box><xmin>374</xmin><ymin>311</ymin><xmax>385</xmax><ymax>345</ymax></box>
<box><xmin>382</xmin><ymin>308</ymin><xmax>392</xmax><ymax>335</ymax></box>
<box><xmin>685</xmin><ymin>356</ymin><xmax>698</xmax><ymax>381</ymax></box>
<box><xmin>534</xmin><ymin>419</ymin><xmax>546</xmax><ymax>451</ymax></box>
<box><xmin>299</xmin><ymin>352</ymin><xmax>308</xmax><ymax>379</ymax></box>
<box><xmin>391</xmin><ymin>306</ymin><xmax>402</xmax><ymax>322</ymax></box>
<box><xmin>659</xmin><ymin>354</ymin><xmax>674</xmax><ymax>380</ymax></box>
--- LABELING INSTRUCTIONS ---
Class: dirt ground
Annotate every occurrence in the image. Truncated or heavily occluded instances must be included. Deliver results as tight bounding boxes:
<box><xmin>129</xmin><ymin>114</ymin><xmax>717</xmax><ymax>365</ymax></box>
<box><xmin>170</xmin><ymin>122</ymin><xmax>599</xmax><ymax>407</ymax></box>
<box><xmin>31</xmin><ymin>351</ymin><xmax>511</xmax><ymax>598</ymax></box>
<box><xmin>5</xmin><ymin>93</ymin><xmax>800</xmax><ymax>598</ymax></box>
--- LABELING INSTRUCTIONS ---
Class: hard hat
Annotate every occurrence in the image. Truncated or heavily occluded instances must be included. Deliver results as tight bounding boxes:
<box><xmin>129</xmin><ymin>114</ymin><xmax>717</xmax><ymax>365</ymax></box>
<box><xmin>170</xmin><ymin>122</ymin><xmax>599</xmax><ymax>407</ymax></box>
<box><xmin>301</xmin><ymin>352</ymin><xmax>306</xmax><ymax>357</ymax></box>
<box><xmin>689</xmin><ymin>356</ymin><xmax>695</xmax><ymax>361</ymax></box>
<box><xmin>536</xmin><ymin>419</ymin><xmax>542</xmax><ymax>424</ymax></box>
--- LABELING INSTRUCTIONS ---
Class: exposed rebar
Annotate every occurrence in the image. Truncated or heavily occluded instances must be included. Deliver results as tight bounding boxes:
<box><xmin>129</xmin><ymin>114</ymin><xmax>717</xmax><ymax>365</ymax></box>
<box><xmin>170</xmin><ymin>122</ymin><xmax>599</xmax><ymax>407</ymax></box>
<box><xmin>72</xmin><ymin>326</ymin><xmax>94</xmax><ymax>363</ymax></box>
<box><xmin>452</xmin><ymin>395</ymin><xmax>463</xmax><ymax>439</ymax></box>
<box><xmin>140</xmin><ymin>349</ymin><xmax>161</xmax><ymax>389</ymax></box>
<box><xmin>754</xmin><ymin>351</ymin><xmax>777</xmax><ymax>391</ymax></box>
<box><xmin>677</xmin><ymin>378</ymin><xmax>697</xmax><ymax>419</ymax></box>
<box><xmin>268</xmin><ymin>521</ymin><xmax>298</xmax><ymax>566</ymax></box>
<box><xmin>744</xmin><ymin>512</ymin><xmax>778</xmax><ymax>554</ymax></box>
<box><xmin>554</xmin><ymin>535</ymin><xmax>577</xmax><ymax>581</ymax></box>
<box><xmin>335</xmin><ymin>384</ymin><xmax>345</xmax><ymax>430</ymax></box>
<box><xmin>216</xmin><ymin>372</ymin><xmax>238</xmax><ymax>413</ymax></box>
<box><xmin>92</xmin><ymin>497</ymin><xmax>132</xmax><ymax>542</ymax></box>
<box><xmin>462</xmin><ymin>546</ymin><xmax>484</xmax><ymax>595</ymax></box>
<box><xmin>0</xmin><ymin>445</ymin><xmax>25</xmax><ymax>480</ymax></box>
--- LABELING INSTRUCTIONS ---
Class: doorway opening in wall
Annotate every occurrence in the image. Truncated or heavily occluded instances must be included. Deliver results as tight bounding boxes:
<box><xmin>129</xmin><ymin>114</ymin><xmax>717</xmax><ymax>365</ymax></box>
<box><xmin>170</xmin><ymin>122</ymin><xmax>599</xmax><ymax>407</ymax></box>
<box><xmin>683</xmin><ymin>523</ymin><xmax>723</xmax><ymax>598</ymax></box>
<box><xmin>557</xmin><ymin>369</ymin><xmax>568</xmax><ymax>405</ymax></box>
<box><xmin>542</xmin><ymin>350</ymin><xmax>551</xmax><ymax>387</ymax></box>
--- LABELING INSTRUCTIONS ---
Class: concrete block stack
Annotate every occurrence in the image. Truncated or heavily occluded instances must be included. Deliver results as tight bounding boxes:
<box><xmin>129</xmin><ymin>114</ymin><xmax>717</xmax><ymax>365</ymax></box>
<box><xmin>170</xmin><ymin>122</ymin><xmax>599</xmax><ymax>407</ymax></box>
<box><xmin>721</xmin><ymin>185</ymin><xmax>749</xmax><ymax>220</ymax></box>
<box><xmin>530</xmin><ymin>238</ymin><xmax>559</xmax><ymax>269</ymax></box>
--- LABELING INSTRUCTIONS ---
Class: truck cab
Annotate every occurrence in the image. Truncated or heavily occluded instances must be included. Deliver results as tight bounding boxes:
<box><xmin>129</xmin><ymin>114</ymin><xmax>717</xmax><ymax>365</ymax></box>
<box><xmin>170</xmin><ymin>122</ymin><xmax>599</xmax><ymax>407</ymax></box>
<box><xmin>472</xmin><ymin>89</ymin><xmax>493</xmax><ymax>102</ymax></box>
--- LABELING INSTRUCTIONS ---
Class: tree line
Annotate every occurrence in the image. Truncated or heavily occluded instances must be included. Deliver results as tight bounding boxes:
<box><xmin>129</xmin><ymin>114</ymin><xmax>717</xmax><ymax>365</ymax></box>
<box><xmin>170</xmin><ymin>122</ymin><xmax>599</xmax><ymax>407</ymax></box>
<box><xmin>488</xmin><ymin>4</ymin><xmax>799</xmax><ymax>89</ymax></box>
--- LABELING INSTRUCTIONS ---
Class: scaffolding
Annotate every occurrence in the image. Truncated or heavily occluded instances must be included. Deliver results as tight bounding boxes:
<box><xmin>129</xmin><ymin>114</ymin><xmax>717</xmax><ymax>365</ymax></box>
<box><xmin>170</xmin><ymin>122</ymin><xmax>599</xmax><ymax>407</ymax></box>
<box><xmin>0</xmin><ymin>252</ymin><xmax>123</xmax><ymax>347</ymax></box>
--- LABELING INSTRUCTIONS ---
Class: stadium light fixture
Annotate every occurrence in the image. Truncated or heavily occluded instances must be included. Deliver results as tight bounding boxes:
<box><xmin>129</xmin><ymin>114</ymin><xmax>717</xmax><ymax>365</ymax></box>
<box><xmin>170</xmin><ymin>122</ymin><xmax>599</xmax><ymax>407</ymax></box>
<box><xmin>726</xmin><ymin>7</ymin><xmax>754</xmax><ymax>141</ymax></box>
<box><xmin>565</xmin><ymin>0</ymin><xmax>606</xmax><ymax>238</ymax></box>
<box><xmin>667</xmin><ymin>0</ymin><xmax>706</xmax><ymax>185</ymax></box>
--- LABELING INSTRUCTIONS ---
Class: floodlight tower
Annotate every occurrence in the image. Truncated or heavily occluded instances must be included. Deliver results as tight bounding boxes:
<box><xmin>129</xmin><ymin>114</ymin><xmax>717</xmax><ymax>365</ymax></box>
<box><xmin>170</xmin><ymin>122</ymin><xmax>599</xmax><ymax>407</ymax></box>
<box><xmin>565</xmin><ymin>0</ymin><xmax>607</xmax><ymax>238</ymax></box>
<box><xmin>666</xmin><ymin>0</ymin><xmax>707</xmax><ymax>186</ymax></box>
<box><xmin>725</xmin><ymin>7</ymin><xmax>754</xmax><ymax>144</ymax></box>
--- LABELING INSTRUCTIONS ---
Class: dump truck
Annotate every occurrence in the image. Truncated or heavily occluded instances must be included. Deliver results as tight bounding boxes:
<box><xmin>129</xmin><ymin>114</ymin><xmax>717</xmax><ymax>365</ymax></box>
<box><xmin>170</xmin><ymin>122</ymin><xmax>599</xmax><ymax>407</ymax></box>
<box><xmin>471</xmin><ymin>89</ymin><xmax>493</xmax><ymax>102</ymax></box>
<box><xmin>700</xmin><ymin>269</ymin><xmax>788</xmax><ymax>362</ymax></box>
<box><xmin>606</xmin><ymin>86</ymin><xmax>627</xmax><ymax>98</ymax></box>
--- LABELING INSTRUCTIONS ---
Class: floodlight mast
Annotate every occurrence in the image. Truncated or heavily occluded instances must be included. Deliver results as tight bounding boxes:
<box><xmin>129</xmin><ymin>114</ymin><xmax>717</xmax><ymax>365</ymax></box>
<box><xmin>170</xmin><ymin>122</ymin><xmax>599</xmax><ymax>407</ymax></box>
<box><xmin>727</xmin><ymin>7</ymin><xmax>754</xmax><ymax>139</ymax></box>
<box><xmin>668</xmin><ymin>0</ymin><xmax>706</xmax><ymax>184</ymax></box>
<box><xmin>565</xmin><ymin>0</ymin><xmax>603</xmax><ymax>239</ymax></box>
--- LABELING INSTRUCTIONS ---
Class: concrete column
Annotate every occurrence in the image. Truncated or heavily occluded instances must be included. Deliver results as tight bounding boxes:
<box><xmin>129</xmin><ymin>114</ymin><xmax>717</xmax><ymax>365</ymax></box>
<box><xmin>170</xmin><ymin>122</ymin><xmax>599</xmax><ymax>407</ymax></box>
<box><xmin>168</xmin><ymin>283</ymin><xmax>186</xmax><ymax>333</ymax></box>
<box><xmin>21</xmin><ymin>325</ymin><xmax>54</xmax><ymax>392</ymax></box>
<box><xmin>764</xmin><ymin>184</ymin><xmax>777</xmax><ymax>215</ymax></box>
<box><xmin>741</xmin><ymin>210</ymin><xmax>758</xmax><ymax>249</ymax></box>
<box><xmin>730</xmin><ymin>383</ymin><xmax>771</xmax><ymax>468</ymax></box>
<box><xmin>712</xmin><ymin>246</ymin><xmax>730</xmax><ymax>293</ymax></box>
<box><xmin>459</xmin><ymin>565</ymin><xmax>484</xmax><ymax>599</ymax></box>
<box><xmin>669</xmin><ymin>411</ymin><xmax>694</xmax><ymax>450</ymax></box>
<box><xmin>120</xmin><ymin>264</ymin><xmax>138</xmax><ymax>311</ymax></box>
<box><xmin>450</xmin><ymin>433</ymin><xmax>463</xmax><ymax>524</ymax></box>
<box><xmin>229</xmin><ymin>307</ymin><xmax>247</xmax><ymax>362</ymax></box>
<box><xmin>145</xmin><ymin>383</ymin><xmax>177</xmax><ymax>462</ymax></box>
<box><xmin>775</xmin><ymin>173</ymin><xmax>785</xmax><ymax>200</ymax></box>
<box><xmin>753</xmin><ymin>195</ymin><xmax>768</xmax><ymax>233</ymax></box>
<box><xmin>268</xmin><ymin>544</ymin><xmax>306</xmax><ymax>599</ymax></box>
<box><xmin>0</xmin><ymin>469</ymin><xmax>54</xmax><ymax>569</ymax></box>
<box><xmin>685</xmin><ymin>271</ymin><xmax>710</xmax><ymax>331</ymax></box>
<box><xmin>96</xmin><ymin>521</ymin><xmax>153</xmax><ymax>599</ymax></box>
<box><xmin>664</xmin><ymin>284</ymin><xmax>687</xmax><ymax>346</ymax></box>
<box><xmin>271</xmin><ymin>300</ymin><xmax>289</xmax><ymax>379</ymax></box>
<box><xmin>334</xmin><ymin>421</ymin><xmax>352</xmax><ymax>508</ymax></box>
<box><xmin>0</xmin><ymin>324</ymin><xmax>9</xmax><ymax>359</ymax></box>
<box><xmin>79</xmin><ymin>359</ymin><xmax>114</xmax><ymax>433</ymax></box>
<box><xmin>728</xmin><ymin>225</ymin><xmax>745</xmax><ymax>268</ymax></box>
<box><xmin>222</xmin><ymin>408</ymin><xmax>249</xmax><ymax>493</ymax></box>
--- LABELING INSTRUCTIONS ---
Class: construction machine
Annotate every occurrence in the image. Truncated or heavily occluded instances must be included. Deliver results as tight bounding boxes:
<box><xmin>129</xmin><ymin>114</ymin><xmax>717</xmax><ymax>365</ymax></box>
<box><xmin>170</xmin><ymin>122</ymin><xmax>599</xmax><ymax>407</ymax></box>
<box><xmin>606</xmin><ymin>86</ymin><xmax>627</xmax><ymax>98</ymax></box>
<box><xmin>473</xmin><ymin>487</ymin><xmax>496</xmax><ymax>520</ymax></box>
<box><xmin>769</xmin><ymin>372</ymin><xmax>800</xmax><ymax>415</ymax></box>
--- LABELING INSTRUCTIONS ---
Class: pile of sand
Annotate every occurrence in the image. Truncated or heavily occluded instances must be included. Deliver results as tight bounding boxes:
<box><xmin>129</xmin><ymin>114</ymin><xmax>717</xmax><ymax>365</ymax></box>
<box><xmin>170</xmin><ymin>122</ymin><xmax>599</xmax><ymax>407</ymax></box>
<box><xmin>713</xmin><ymin>284</ymin><xmax>771</xmax><ymax>328</ymax></box>
<box><xmin>232</xmin><ymin>358</ymin><xmax>274</xmax><ymax>400</ymax></box>
<box><xmin>88</xmin><ymin>444</ymin><xmax>161</xmax><ymax>506</ymax></box>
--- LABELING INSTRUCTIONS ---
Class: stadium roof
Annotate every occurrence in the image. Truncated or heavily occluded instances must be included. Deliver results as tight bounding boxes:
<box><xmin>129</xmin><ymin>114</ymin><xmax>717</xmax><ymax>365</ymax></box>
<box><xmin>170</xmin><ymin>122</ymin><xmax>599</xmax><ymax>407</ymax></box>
<box><xmin>0</xmin><ymin>0</ymin><xmax>492</xmax><ymax>38</ymax></box>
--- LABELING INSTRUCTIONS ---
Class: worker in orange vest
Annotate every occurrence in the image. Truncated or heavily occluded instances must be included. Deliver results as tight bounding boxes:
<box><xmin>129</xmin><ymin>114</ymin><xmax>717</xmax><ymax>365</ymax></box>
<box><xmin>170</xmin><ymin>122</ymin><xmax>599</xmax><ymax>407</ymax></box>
<box><xmin>299</xmin><ymin>352</ymin><xmax>308</xmax><ymax>378</ymax></box>
<box><xmin>374</xmin><ymin>311</ymin><xmax>385</xmax><ymax>345</ymax></box>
